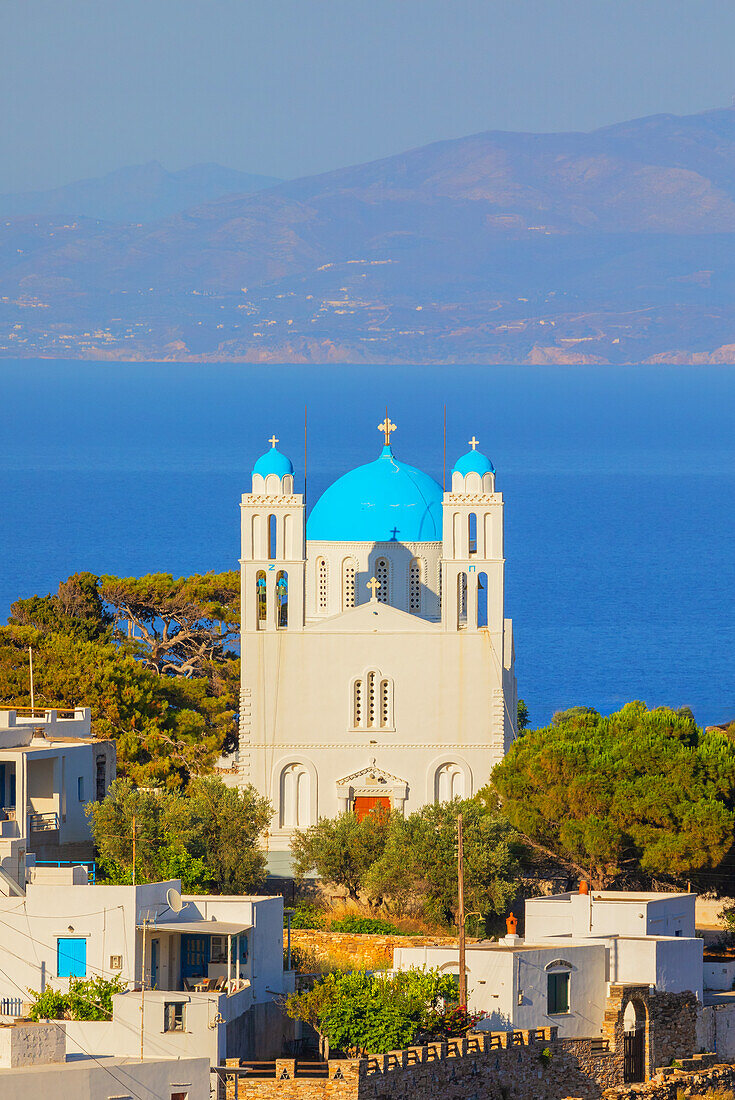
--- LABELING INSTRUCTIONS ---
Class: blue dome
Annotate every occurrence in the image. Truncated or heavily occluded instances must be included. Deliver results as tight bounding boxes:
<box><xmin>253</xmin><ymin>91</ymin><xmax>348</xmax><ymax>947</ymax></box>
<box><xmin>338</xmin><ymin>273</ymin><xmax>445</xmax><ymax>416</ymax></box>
<box><xmin>307</xmin><ymin>446</ymin><xmax>443</xmax><ymax>542</ymax></box>
<box><xmin>253</xmin><ymin>446</ymin><xmax>293</xmax><ymax>478</ymax></box>
<box><xmin>452</xmin><ymin>449</ymin><xmax>495</xmax><ymax>477</ymax></box>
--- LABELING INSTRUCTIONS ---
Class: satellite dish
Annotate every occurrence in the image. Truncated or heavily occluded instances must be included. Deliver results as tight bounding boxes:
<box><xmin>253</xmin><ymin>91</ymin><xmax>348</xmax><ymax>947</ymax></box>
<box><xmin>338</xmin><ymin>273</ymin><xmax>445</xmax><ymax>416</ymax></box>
<box><xmin>166</xmin><ymin>887</ymin><xmax>183</xmax><ymax>914</ymax></box>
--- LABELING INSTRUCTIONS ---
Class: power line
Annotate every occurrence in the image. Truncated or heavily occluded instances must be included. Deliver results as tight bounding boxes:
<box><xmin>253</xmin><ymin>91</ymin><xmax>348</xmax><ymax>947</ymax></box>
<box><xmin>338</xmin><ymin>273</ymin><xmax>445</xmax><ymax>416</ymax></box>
<box><xmin>0</xmin><ymin>962</ymin><xmax>167</xmax><ymax>1100</ymax></box>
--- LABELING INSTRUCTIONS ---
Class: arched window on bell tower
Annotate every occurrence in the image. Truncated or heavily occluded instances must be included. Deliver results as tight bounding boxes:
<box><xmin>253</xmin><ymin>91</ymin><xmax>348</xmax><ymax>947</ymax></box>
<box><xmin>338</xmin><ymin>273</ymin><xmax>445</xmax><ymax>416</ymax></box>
<box><xmin>256</xmin><ymin>570</ymin><xmax>267</xmax><ymax>628</ymax></box>
<box><xmin>409</xmin><ymin>558</ymin><xmax>421</xmax><ymax>614</ymax></box>
<box><xmin>477</xmin><ymin>571</ymin><xmax>488</xmax><ymax>628</ymax></box>
<box><xmin>468</xmin><ymin>513</ymin><xmax>477</xmax><ymax>555</ymax></box>
<box><xmin>457</xmin><ymin>571</ymin><xmax>467</xmax><ymax>628</ymax></box>
<box><xmin>317</xmin><ymin>558</ymin><xmax>328</xmax><ymax>611</ymax></box>
<box><xmin>276</xmin><ymin>570</ymin><xmax>288</xmax><ymax>628</ymax></box>
<box><xmin>375</xmin><ymin>558</ymin><xmax>389</xmax><ymax>604</ymax></box>
<box><xmin>342</xmin><ymin>558</ymin><xmax>357</xmax><ymax>610</ymax></box>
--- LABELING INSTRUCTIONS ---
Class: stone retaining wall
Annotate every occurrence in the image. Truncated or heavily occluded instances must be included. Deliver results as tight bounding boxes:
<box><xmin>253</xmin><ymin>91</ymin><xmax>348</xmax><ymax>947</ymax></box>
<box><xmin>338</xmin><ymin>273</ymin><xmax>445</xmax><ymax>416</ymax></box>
<box><xmin>287</xmin><ymin>931</ymin><xmax>458</xmax><ymax>955</ymax></box>
<box><xmin>217</xmin><ymin>1029</ymin><xmax>624</xmax><ymax>1100</ymax></box>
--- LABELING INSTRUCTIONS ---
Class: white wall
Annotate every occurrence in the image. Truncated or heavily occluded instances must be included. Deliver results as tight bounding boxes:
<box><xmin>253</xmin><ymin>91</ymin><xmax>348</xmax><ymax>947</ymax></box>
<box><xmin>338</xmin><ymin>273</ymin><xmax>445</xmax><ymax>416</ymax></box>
<box><xmin>0</xmin><ymin>879</ymin><xmax>178</xmax><ymax>1002</ymax></box>
<box><xmin>112</xmin><ymin>988</ymin><xmax>226</xmax><ymax>1065</ymax></box>
<box><xmin>705</xmin><ymin>958</ymin><xmax>735</xmax><ymax>992</ymax></box>
<box><xmin>0</xmin><ymin>1054</ymin><xmax>209</xmax><ymax>1100</ymax></box>
<box><xmin>525</xmin><ymin>892</ymin><xmax>696</xmax><ymax>941</ymax></box>
<box><xmin>393</xmin><ymin>942</ymin><xmax>607</xmax><ymax>1038</ymax></box>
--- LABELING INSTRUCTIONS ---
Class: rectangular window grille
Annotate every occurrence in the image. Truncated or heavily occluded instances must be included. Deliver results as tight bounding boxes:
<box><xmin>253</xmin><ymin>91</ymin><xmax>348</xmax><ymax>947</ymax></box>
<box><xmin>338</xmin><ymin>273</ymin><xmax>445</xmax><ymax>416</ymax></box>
<box><xmin>109</xmin><ymin>955</ymin><xmax>123</xmax><ymax>970</ymax></box>
<box><xmin>409</xmin><ymin>560</ymin><xmax>421</xmax><ymax>612</ymax></box>
<box><xmin>375</xmin><ymin>559</ymin><xmax>389</xmax><ymax>603</ymax></box>
<box><xmin>547</xmin><ymin>971</ymin><xmax>570</xmax><ymax>1014</ymax></box>
<box><xmin>164</xmin><ymin>1002</ymin><xmax>185</xmax><ymax>1032</ymax></box>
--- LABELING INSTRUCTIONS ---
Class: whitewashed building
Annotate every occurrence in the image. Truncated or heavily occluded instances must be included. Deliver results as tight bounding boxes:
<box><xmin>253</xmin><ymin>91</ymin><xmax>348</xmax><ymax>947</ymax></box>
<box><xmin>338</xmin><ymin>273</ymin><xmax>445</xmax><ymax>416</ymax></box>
<box><xmin>393</xmin><ymin>888</ymin><xmax>704</xmax><ymax>1037</ymax></box>
<box><xmin>230</xmin><ymin>421</ymin><xmax>517</xmax><ymax>871</ymax></box>
<box><xmin>0</xmin><ymin>707</ymin><xmax>115</xmax><ymax>884</ymax></box>
<box><xmin>0</xmin><ymin>870</ymin><xmax>294</xmax><ymax>1063</ymax></box>
<box><xmin>0</xmin><ymin>1017</ymin><xmax>209</xmax><ymax>1100</ymax></box>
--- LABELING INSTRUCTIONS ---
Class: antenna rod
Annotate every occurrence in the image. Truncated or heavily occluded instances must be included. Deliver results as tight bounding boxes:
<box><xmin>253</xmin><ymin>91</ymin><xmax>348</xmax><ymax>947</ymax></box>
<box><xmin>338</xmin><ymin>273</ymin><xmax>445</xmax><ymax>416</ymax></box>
<box><xmin>304</xmin><ymin>405</ymin><xmax>308</xmax><ymax>512</ymax></box>
<box><xmin>457</xmin><ymin>812</ymin><xmax>467</xmax><ymax>1007</ymax></box>
<box><xmin>28</xmin><ymin>647</ymin><xmax>34</xmax><ymax>713</ymax></box>
<box><xmin>443</xmin><ymin>404</ymin><xmax>447</xmax><ymax>492</ymax></box>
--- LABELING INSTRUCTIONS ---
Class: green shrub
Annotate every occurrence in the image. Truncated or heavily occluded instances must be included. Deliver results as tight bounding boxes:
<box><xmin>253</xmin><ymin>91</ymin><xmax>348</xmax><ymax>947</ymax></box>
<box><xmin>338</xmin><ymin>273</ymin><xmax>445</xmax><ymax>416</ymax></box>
<box><xmin>28</xmin><ymin>975</ymin><xmax>127</xmax><ymax>1021</ymax></box>
<box><xmin>286</xmin><ymin>903</ymin><xmax>326</xmax><ymax>930</ymax></box>
<box><xmin>330</xmin><ymin>915</ymin><xmax>403</xmax><ymax>936</ymax></box>
<box><xmin>285</xmin><ymin>967</ymin><xmax>473</xmax><ymax>1054</ymax></box>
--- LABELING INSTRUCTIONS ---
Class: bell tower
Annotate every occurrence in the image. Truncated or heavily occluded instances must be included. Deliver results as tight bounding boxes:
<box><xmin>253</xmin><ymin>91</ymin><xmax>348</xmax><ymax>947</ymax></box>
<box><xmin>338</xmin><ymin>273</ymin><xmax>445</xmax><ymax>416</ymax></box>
<box><xmin>441</xmin><ymin>436</ymin><xmax>504</xmax><ymax>635</ymax></box>
<box><xmin>240</xmin><ymin>436</ymin><xmax>305</xmax><ymax>633</ymax></box>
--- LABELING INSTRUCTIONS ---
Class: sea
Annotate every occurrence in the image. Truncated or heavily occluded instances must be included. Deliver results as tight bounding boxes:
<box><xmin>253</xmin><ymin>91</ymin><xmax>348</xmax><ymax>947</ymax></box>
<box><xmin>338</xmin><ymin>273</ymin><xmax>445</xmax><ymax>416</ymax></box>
<box><xmin>0</xmin><ymin>360</ymin><xmax>733</xmax><ymax>729</ymax></box>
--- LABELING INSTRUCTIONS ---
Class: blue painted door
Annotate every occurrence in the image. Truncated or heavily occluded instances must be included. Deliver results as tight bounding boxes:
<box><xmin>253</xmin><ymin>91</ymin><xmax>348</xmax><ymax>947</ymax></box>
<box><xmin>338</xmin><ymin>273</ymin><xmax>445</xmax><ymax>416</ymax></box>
<box><xmin>181</xmin><ymin>934</ymin><xmax>209</xmax><ymax>984</ymax></box>
<box><xmin>150</xmin><ymin>938</ymin><xmax>159</xmax><ymax>987</ymax></box>
<box><xmin>57</xmin><ymin>937</ymin><xmax>87</xmax><ymax>978</ymax></box>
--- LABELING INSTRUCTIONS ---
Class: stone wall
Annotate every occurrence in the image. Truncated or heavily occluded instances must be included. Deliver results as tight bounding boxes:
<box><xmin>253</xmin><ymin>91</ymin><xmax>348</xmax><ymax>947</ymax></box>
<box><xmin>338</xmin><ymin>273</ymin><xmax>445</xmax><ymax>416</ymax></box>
<box><xmin>595</xmin><ymin>1056</ymin><xmax>735</xmax><ymax>1099</ymax></box>
<box><xmin>217</xmin><ymin>1029</ymin><xmax>623</xmax><ymax>1100</ymax></box>
<box><xmin>602</xmin><ymin>984</ymin><xmax>699</xmax><ymax>1080</ymax></box>
<box><xmin>217</xmin><ymin>984</ymin><xmax>704</xmax><ymax>1100</ymax></box>
<box><xmin>288</xmin><ymin>931</ymin><xmax>458</xmax><ymax>958</ymax></box>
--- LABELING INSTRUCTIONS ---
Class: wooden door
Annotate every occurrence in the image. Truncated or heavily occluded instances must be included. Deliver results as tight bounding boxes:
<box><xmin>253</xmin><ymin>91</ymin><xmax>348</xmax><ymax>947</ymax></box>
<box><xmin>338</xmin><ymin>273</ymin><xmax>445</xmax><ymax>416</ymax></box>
<box><xmin>353</xmin><ymin>795</ymin><xmax>391</xmax><ymax>821</ymax></box>
<box><xmin>624</xmin><ymin>1028</ymin><xmax>645</xmax><ymax>1082</ymax></box>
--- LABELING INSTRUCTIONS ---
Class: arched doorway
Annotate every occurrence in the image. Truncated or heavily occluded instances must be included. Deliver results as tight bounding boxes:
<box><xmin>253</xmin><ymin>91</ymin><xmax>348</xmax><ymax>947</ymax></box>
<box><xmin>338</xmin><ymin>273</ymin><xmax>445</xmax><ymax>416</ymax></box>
<box><xmin>623</xmin><ymin>999</ymin><xmax>647</xmax><ymax>1083</ymax></box>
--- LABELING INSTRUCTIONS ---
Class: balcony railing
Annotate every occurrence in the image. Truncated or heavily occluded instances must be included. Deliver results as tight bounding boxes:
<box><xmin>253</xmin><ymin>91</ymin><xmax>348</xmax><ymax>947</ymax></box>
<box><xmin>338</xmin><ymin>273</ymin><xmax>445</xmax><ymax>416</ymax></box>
<box><xmin>29</xmin><ymin>811</ymin><xmax>59</xmax><ymax>833</ymax></box>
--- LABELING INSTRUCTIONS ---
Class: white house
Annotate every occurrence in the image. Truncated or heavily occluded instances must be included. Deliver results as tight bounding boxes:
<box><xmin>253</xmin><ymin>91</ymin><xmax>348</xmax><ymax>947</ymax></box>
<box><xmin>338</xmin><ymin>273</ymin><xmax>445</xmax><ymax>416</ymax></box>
<box><xmin>0</xmin><ymin>707</ymin><xmax>115</xmax><ymax>882</ymax></box>
<box><xmin>0</xmin><ymin>868</ymin><xmax>295</xmax><ymax>1064</ymax></box>
<box><xmin>0</xmin><ymin>1017</ymin><xmax>209</xmax><ymax>1100</ymax></box>
<box><xmin>393</xmin><ymin>940</ymin><xmax>608</xmax><ymax>1037</ymax></box>
<box><xmin>229</xmin><ymin>422</ymin><xmax>518</xmax><ymax>873</ymax></box>
<box><xmin>393</xmin><ymin>887</ymin><xmax>704</xmax><ymax>1037</ymax></box>
<box><xmin>524</xmin><ymin>888</ymin><xmax>703</xmax><ymax>1002</ymax></box>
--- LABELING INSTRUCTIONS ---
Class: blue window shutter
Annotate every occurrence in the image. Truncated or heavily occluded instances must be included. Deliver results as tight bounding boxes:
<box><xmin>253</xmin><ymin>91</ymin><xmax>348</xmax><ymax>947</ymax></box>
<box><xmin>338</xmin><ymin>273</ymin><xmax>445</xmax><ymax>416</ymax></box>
<box><xmin>57</xmin><ymin>937</ymin><xmax>86</xmax><ymax>978</ymax></box>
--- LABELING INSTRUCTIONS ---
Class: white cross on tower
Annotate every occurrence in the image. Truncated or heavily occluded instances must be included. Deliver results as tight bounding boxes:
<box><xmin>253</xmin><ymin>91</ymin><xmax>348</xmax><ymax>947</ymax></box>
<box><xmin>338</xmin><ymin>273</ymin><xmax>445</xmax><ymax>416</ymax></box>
<box><xmin>268</xmin><ymin>435</ymin><xmax>279</xmax><ymax>448</ymax></box>
<box><xmin>378</xmin><ymin>417</ymin><xmax>397</xmax><ymax>445</ymax></box>
<box><xmin>468</xmin><ymin>436</ymin><xmax>479</xmax><ymax>450</ymax></box>
<box><xmin>366</xmin><ymin>576</ymin><xmax>381</xmax><ymax>600</ymax></box>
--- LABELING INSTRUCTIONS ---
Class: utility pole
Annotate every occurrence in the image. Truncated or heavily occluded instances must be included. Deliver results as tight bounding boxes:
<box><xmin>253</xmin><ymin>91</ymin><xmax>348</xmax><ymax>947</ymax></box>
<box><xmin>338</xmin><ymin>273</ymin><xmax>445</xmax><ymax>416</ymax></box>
<box><xmin>132</xmin><ymin>815</ymin><xmax>137</xmax><ymax>887</ymax></box>
<box><xmin>28</xmin><ymin>647</ymin><xmax>34</xmax><ymax>713</ymax></box>
<box><xmin>140</xmin><ymin>916</ymin><xmax>148</xmax><ymax>1060</ymax></box>
<box><xmin>457</xmin><ymin>812</ymin><xmax>467</xmax><ymax>1007</ymax></box>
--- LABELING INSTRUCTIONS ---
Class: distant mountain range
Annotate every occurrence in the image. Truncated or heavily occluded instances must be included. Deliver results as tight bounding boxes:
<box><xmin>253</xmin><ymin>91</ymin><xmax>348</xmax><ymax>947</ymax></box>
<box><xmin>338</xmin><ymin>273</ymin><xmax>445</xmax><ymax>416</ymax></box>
<box><xmin>0</xmin><ymin>162</ymin><xmax>282</xmax><ymax>223</ymax></box>
<box><xmin>4</xmin><ymin>110</ymin><xmax>735</xmax><ymax>364</ymax></box>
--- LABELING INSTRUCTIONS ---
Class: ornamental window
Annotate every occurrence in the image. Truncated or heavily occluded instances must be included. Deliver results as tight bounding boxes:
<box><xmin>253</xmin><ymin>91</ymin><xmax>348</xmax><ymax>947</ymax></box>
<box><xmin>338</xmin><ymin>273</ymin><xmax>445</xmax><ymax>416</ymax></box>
<box><xmin>375</xmin><ymin>558</ymin><xmax>389</xmax><ymax>604</ymax></box>
<box><xmin>408</xmin><ymin>558</ymin><xmax>421</xmax><ymax>613</ymax></box>
<box><xmin>317</xmin><ymin>558</ymin><xmax>328</xmax><ymax>611</ymax></box>
<box><xmin>351</xmin><ymin>670</ymin><xmax>393</xmax><ymax>731</ymax></box>
<box><xmin>342</xmin><ymin>558</ymin><xmax>357</xmax><ymax>609</ymax></box>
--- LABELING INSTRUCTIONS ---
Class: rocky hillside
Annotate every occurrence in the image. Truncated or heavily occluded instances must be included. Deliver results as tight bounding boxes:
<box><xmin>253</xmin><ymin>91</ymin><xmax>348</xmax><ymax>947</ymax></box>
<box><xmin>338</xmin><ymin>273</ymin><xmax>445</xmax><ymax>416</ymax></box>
<box><xmin>4</xmin><ymin>109</ymin><xmax>735</xmax><ymax>363</ymax></box>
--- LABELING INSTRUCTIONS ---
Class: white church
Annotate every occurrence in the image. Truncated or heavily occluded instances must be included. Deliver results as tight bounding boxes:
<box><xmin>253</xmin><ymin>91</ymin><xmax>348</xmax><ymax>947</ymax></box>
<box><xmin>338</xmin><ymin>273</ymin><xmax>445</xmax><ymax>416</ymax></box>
<box><xmin>232</xmin><ymin>417</ymin><xmax>517</xmax><ymax>873</ymax></box>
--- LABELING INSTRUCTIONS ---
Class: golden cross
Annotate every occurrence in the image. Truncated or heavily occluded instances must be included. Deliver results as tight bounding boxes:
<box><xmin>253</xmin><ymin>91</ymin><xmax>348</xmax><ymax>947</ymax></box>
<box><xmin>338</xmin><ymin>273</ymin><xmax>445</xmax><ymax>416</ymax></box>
<box><xmin>468</xmin><ymin>436</ymin><xmax>479</xmax><ymax>450</ymax></box>
<box><xmin>366</xmin><ymin>576</ymin><xmax>381</xmax><ymax>600</ymax></box>
<box><xmin>378</xmin><ymin>417</ymin><xmax>397</xmax><ymax>445</ymax></box>
<box><xmin>268</xmin><ymin>435</ymin><xmax>279</xmax><ymax>448</ymax></box>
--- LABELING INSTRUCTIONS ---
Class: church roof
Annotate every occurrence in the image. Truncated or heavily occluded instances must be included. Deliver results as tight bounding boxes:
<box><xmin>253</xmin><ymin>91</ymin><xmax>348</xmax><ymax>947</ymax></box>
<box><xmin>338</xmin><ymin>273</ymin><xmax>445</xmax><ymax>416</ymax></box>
<box><xmin>253</xmin><ymin>444</ymin><xmax>293</xmax><ymax>478</ymax></box>
<box><xmin>306</xmin><ymin>445</ymin><xmax>443</xmax><ymax>543</ymax></box>
<box><xmin>452</xmin><ymin>447</ymin><xmax>495</xmax><ymax>477</ymax></box>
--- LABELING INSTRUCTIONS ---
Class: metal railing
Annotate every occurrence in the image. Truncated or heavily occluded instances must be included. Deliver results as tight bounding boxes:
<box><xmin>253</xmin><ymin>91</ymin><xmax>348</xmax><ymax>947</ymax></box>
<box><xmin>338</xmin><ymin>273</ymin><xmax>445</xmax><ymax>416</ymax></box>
<box><xmin>29</xmin><ymin>812</ymin><xmax>59</xmax><ymax>832</ymax></box>
<box><xmin>35</xmin><ymin>860</ymin><xmax>96</xmax><ymax>883</ymax></box>
<box><xmin>0</xmin><ymin>997</ymin><xmax>22</xmax><ymax>1017</ymax></box>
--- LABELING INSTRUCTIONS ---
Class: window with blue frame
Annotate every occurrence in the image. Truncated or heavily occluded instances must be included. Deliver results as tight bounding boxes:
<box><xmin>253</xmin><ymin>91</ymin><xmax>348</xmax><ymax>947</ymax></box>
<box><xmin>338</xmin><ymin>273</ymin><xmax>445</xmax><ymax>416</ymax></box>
<box><xmin>57</xmin><ymin>936</ymin><xmax>87</xmax><ymax>978</ymax></box>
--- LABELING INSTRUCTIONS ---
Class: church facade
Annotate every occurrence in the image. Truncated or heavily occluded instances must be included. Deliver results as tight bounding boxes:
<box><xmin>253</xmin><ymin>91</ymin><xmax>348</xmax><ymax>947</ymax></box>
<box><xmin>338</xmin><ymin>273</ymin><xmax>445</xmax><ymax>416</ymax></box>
<box><xmin>233</xmin><ymin>420</ymin><xmax>517</xmax><ymax>870</ymax></box>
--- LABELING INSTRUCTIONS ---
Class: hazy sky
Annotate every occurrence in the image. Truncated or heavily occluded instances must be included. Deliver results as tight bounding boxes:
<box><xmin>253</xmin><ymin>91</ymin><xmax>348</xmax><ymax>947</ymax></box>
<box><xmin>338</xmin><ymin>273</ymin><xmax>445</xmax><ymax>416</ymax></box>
<box><xmin>3</xmin><ymin>0</ymin><xmax>735</xmax><ymax>191</ymax></box>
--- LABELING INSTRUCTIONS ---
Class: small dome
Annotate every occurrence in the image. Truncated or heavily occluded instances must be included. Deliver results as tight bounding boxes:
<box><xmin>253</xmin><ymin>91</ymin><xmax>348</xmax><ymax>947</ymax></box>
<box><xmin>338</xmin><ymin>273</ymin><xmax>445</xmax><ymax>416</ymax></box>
<box><xmin>253</xmin><ymin>445</ymin><xmax>294</xmax><ymax>479</ymax></box>
<box><xmin>307</xmin><ymin>445</ymin><xmax>442</xmax><ymax>542</ymax></box>
<box><xmin>452</xmin><ymin>448</ymin><xmax>495</xmax><ymax>477</ymax></box>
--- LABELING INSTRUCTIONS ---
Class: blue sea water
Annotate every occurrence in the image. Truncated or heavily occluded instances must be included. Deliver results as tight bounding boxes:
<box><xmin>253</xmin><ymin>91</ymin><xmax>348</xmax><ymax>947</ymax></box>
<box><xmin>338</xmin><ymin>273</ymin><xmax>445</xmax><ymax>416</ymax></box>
<box><xmin>0</xmin><ymin>360</ymin><xmax>733</xmax><ymax>729</ymax></box>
